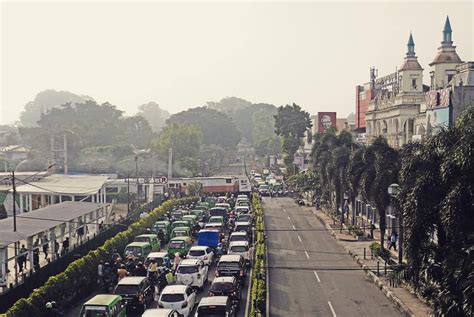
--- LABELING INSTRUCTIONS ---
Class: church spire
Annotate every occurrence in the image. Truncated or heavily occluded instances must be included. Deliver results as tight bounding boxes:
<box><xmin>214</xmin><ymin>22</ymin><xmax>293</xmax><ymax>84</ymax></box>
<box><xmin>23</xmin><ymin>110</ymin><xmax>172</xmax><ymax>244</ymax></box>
<box><xmin>407</xmin><ymin>32</ymin><xmax>415</xmax><ymax>57</ymax></box>
<box><xmin>442</xmin><ymin>15</ymin><xmax>453</xmax><ymax>45</ymax></box>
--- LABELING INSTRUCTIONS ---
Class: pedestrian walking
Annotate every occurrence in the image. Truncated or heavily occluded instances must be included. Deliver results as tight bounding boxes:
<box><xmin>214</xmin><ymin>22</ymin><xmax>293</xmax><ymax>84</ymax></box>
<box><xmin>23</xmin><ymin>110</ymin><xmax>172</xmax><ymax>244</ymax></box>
<box><xmin>33</xmin><ymin>248</ymin><xmax>40</xmax><ymax>272</ymax></box>
<box><xmin>173</xmin><ymin>253</ymin><xmax>181</xmax><ymax>272</ymax></box>
<box><xmin>97</xmin><ymin>260</ymin><xmax>104</xmax><ymax>285</ymax></box>
<box><xmin>18</xmin><ymin>244</ymin><xmax>27</xmax><ymax>271</ymax></box>
<box><xmin>62</xmin><ymin>237</ymin><xmax>70</xmax><ymax>256</ymax></box>
<box><xmin>53</xmin><ymin>240</ymin><xmax>60</xmax><ymax>258</ymax></box>
<box><xmin>369</xmin><ymin>222</ymin><xmax>376</xmax><ymax>240</ymax></box>
<box><xmin>42</xmin><ymin>237</ymin><xmax>49</xmax><ymax>260</ymax></box>
<box><xmin>165</xmin><ymin>269</ymin><xmax>174</xmax><ymax>285</ymax></box>
<box><xmin>389</xmin><ymin>232</ymin><xmax>398</xmax><ymax>251</ymax></box>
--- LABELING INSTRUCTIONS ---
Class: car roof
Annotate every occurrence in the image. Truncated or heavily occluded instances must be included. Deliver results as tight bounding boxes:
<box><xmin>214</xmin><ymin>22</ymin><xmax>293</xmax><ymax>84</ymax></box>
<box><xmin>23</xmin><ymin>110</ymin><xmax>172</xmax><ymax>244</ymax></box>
<box><xmin>161</xmin><ymin>285</ymin><xmax>188</xmax><ymax>294</ymax></box>
<box><xmin>179</xmin><ymin>258</ymin><xmax>201</xmax><ymax>266</ymax></box>
<box><xmin>117</xmin><ymin>276</ymin><xmax>147</xmax><ymax>285</ymax></box>
<box><xmin>84</xmin><ymin>294</ymin><xmax>121</xmax><ymax>306</ymax></box>
<box><xmin>172</xmin><ymin>226</ymin><xmax>189</xmax><ymax>231</ymax></box>
<box><xmin>147</xmin><ymin>252</ymin><xmax>168</xmax><ymax>258</ymax></box>
<box><xmin>126</xmin><ymin>241</ymin><xmax>150</xmax><ymax>247</ymax></box>
<box><xmin>219</xmin><ymin>254</ymin><xmax>242</xmax><ymax>262</ymax></box>
<box><xmin>235</xmin><ymin>221</ymin><xmax>251</xmax><ymax>225</ymax></box>
<box><xmin>212</xmin><ymin>276</ymin><xmax>235</xmax><ymax>284</ymax></box>
<box><xmin>229</xmin><ymin>241</ymin><xmax>249</xmax><ymax>247</ymax></box>
<box><xmin>141</xmin><ymin>309</ymin><xmax>175</xmax><ymax>317</ymax></box>
<box><xmin>170</xmin><ymin>236</ymin><xmax>191</xmax><ymax>241</ymax></box>
<box><xmin>198</xmin><ymin>296</ymin><xmax>229</xmax><ymax>306</ymax></box>
<box><xmin>190</xmin><ymin>246</ymin><xmax>208</xmax><ymax>250</ymax></box>
<box><xmin>230</xmin><ymin>231</ymin><xmax>247</xmax><ymax>236</ymax></box>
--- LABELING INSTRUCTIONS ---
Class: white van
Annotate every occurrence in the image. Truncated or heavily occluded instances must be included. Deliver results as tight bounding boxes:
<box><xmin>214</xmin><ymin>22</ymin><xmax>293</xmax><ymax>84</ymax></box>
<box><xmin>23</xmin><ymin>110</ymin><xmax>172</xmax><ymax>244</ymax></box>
<box><xmin>175</xmin><ymin>259</ymin><xmax>208</xmax><ymax>289</ymax></box>
<box><xmin>228</xmin><ymin>241</ymin><xmax>251</xmax><ymax>264</ymax></box>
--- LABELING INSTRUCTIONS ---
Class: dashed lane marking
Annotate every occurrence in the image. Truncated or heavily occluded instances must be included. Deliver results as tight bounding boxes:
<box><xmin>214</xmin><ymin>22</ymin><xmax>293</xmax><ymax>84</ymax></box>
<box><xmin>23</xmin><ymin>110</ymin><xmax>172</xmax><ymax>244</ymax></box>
<box><xmin>292</xmin><ymin>224</ymin><xmax>296</xmax><ymax>230</ymax></box>
<box><xmin>313</xmin><ymin>270</ymin><xmax>321</xmax><ymax>283</ymax></box>
<box><xmin>328</xmin><ymin>301</ymin><xmax>337</xmax><ymax>317</ymax></box>
<box><xmin>304</xmin><ymin>250</ymin><xmax>310</xmax><ymax>259</ymax></box>
<box><xmin>297</xmin><ymin>235</ymin><xmax>302</xmax><ymax>242</ymax></box>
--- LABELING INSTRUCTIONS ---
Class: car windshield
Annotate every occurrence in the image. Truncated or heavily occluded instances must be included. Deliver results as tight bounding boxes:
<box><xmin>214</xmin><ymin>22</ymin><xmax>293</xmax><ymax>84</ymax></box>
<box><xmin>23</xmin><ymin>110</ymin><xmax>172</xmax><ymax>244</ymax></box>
<box><xmin>231</xmin><ymin>246</ymin><xmax>248</xmax><ymax>252</ymax></box>
<box><xmin>210</xmin><ymin>282</ymin><xmax>234</xmax><ymax>292</ymax></box>
<box><xmin>177</xmin><ymin>266</ymin><xmax>198</xmax><ymax>274</ymax></box>
<box><xmin>125</xmin><ymin>246</ymin><xmax>142</xmax><ymax>256</ymax></box>
<box><xmin>260</xmin><ymin>185</ymin><xmax>269</xmax><ymax>190</ymax></box>
<box><xmin>161</xmin><ymin>294</ymin><xmax>185</xmax><ymax>302</ymax></box>
<box><xmin>230</xmin><ymin>235</ymin><xmax>247</xmax><ymax>242</ymax></box>
<box><xmin>209</xmin><ymin>218</ymin><xmax>222</xmax><ymax>223</ymax></box>
<box><xmin>135</xmin><ymin>237</ymin><xmax>149</xmax><ymax>243</ymax></box>
<box><xmin>81</xmin><ymin>307</ymin><xmax>110</xmax><ymax>317</ymax></box>
<box><xmin>115</xmin><ymin>284</ymin><xmax>139</xmax><ymax>295</ymax></box>
<box><xmin>236</xmin><ymin>225</ymin><xmax>250</xmax><ymax>232</ymax></box>
<box><xmin>197</xmin><ymin>306</ymin><xmax>227</xmax><ymax>316</ymax></box>
<box><xmin>238</xmin><ymin>216</ymin><xmax>251</xmax><ymax>221</ymax></box>
<box><xmin>189</xmin><ymin>250</ymin><xmax>205</xmax><ymax>256</ymax></box>
<box><xmin>218</xmin><ymin>262</ymin><xmax>240</xmax><ymax>269</ymax></box>
<box><xmin>169</xmin><ymin>241</ymin><xmax>184</xmax><ymax>248</ymax></box>
<box><xmin>174</xmin><ymin>231</ymin><xmax>187</xmax><ymax>237</ymax></box>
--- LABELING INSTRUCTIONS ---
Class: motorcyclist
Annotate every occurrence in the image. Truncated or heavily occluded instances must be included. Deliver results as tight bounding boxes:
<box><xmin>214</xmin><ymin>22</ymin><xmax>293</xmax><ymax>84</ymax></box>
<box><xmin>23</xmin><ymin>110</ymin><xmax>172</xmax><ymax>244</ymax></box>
<box><xmin>135</xmin><ymin>261</ymin><xmax>148</xmax><ymax>277</ymax></box>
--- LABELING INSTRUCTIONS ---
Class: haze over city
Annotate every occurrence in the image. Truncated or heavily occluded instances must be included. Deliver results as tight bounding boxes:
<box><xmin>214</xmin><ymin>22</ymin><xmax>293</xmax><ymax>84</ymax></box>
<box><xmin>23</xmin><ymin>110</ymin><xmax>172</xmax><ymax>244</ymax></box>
<box><xmin>1</xmin><ymin>0</ymin><xmax>473</xmax><ymax>124</ymax></box>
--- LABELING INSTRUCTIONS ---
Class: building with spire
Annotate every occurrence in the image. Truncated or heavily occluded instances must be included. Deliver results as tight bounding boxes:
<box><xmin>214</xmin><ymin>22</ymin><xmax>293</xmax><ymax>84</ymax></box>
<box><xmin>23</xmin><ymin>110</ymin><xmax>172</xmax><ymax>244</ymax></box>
<box><xmin>358</xmin><ymin>16</ymin><xmax>474</xmax><ymax>147</ymax></box>
<box><xmin>364</xmin><ymin>32</ymin><xmax>428</xmax><ymax>148</ymax></box>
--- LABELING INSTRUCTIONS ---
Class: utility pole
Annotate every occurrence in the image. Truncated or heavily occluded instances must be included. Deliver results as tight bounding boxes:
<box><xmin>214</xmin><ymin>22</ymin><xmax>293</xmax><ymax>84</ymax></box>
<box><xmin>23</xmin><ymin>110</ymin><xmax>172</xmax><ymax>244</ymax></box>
<box><xmin>135</xmin><ymin>155</ymin><xmax>139</xmax><ymax>206</ymax></box>
<box><xmin>63</xmin><ymin>133</ymin><xmax>68</xmax><ymax>174</ymax></box>
<box><xmin>168</xmin><ymin>148</ymin><xmax>172</xmax><ymax>179</ymax></box>
<box><xmin>127</xmin><ymin>175</ymin><xmax>130</xmax><ymax>214</ymax></box>
<box><xmin>12</xmin><ymin>171</ymin><xmax>17</xmax><ymax>232</ymax></box>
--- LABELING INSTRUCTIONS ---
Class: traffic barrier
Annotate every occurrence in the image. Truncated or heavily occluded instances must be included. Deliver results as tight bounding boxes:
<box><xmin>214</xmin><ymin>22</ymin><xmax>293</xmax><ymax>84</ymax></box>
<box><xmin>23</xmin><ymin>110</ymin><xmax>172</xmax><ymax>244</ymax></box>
<box><xmin>5</xmin><ymin>197</ymin><xmax>198</xmax><ymax>317</ymax></box>
<box><xmin>249</xmin><ymin>194</ymin><xmax>266</xmax><ymax>317</ymax></box>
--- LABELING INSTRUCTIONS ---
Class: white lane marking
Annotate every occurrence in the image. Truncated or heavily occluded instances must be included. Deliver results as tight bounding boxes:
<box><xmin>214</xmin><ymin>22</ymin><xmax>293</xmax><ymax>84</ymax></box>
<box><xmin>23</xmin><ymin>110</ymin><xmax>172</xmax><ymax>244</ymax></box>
<box><xmin>282</xmin><ymin>208</ymin><xmax>287</xmax><ymax>213</ymax></box>
<box><xmin>328</xmin><ymin>301</ymin><xmax>337</xmax><ymax>317</ymax></box>
<box><xmin>297</xmin><ymin>235</ymin><xmax>302</xmax><ymax>242</ymax></box>
<box><xmin>287</xmin><ymin>216</ymin><xmax>291</xmax><ymax>221</ymax></box>
<box><xmin>304</xmin><ymin>250</ymin><xmax>310</xmax><ymax>259</ymax></box>
<box><xmin>313</xmin><ymin>270</ymin><xmax>321</xmax><ymax>283</ymax></box>
<box><xmin>292</xmin><ymin>224</ymin><xmax>296</xmax><ymax>230</ymax></box>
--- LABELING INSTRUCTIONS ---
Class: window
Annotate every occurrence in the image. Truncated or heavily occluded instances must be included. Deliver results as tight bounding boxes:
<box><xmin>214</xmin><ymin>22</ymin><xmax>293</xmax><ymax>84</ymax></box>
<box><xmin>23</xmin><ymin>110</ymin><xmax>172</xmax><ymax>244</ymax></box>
<box><xmin>411</xmin><ymin>79</ymin><xmax>417</xmax><ymax>89</ymax></box>
<box><xmin>447</xmin><ymin>74</ymin><xmax>454</xmax><ymax>84</ymax></box>
<box><xmin>226</xmin><ymin>179</ymin><xmax>232</xmax><ymax>184</ymax></box>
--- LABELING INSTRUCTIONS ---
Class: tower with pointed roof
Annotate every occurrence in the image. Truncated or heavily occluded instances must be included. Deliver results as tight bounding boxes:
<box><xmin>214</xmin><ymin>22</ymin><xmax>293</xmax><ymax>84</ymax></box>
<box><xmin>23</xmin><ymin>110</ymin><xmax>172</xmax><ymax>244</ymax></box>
<box><xmin>399</xmin><ymin>33</ymin><xmax>424</xmax><ymax>94</ymax></box>
<box><xmin>429</xmin><ymin>16</ymin><xmax>463</xmax><ymax>89</ymax></box>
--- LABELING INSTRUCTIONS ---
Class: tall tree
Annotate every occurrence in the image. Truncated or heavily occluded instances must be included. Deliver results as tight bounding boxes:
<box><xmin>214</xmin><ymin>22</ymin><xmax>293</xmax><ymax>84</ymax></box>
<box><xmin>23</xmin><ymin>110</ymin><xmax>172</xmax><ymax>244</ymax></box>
<box><xmin>274</xmin><ymin>103</ymin><xmax>312</xmax><ymax>174</ymax></box>
<box><xmin>167</xmin><ymin>107</ymin><xmax>241</xmax><ymax>148</ymax></box>
<box><xmin>152</xmin><ymin>123</ymin><xmax>202</xmax><ymax>176</ymax></box>
<box><xmin>20</xmin><ymin>90</ymin><xmax>93</xmax><ymax>127</ymax></box>
<box><xmin>136</xmin><ymin>102</ymin><xmax>170</xmax><ymax>132</ymax></box>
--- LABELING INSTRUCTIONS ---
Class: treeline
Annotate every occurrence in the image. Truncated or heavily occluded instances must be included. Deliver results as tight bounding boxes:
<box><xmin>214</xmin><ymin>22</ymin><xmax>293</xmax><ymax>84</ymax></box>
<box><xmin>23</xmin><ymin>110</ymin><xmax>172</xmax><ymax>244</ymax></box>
<box><xmin>7</xmin><ymin>91</ymin><xmax>280</xmax><ymax>176</ymax></box>
<box><xmin>308</xmin><ymin>107</ymin><xmax>474</xmax><ymax>316</ymax></box>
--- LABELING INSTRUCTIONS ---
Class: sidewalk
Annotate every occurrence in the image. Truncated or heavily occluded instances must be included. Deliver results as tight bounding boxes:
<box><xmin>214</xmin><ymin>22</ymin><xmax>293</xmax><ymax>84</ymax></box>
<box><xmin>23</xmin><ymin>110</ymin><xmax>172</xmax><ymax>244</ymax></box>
<box><xmin>312</xmin><ymin>207</ymin><xmax>432</xmax><ymax>317</ymax></box>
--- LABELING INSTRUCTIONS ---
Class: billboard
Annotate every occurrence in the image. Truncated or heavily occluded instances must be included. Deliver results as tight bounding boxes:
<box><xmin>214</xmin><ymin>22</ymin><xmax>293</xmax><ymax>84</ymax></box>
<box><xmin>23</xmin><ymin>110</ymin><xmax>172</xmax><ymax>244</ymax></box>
<box><xmin>426</xmin><ymin>107</ymin><xmax>450</xmax><ymax>135</ymax></box>
<box><xmin>317</xmin><ymin>112</ymin><xmax>337</xmax><ymax>133</ymax></box>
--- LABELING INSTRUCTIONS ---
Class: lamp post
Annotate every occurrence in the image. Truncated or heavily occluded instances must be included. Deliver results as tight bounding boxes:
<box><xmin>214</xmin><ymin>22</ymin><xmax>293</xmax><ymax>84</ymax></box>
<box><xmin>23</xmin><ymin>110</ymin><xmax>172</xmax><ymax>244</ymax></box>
<box><xmin>388</xmin><ymin>183</ymin><xmax>402</xmax><ymax>264</ymax></box>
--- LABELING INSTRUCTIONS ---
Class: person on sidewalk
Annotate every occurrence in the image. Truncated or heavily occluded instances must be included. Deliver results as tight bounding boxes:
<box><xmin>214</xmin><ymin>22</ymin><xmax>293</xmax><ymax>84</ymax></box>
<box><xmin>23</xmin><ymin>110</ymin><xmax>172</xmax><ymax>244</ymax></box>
<box><xmin>389</xmin><ymin>232</ymin><xmax>398</xmax><ymax>251</ymax></box>
<box><xmin>369</xmin><ymin>222</ymin><xmax>376</xmax><ymax>240</ymax></box>
<box><xmin>42</xmin><ymin>237</ymin><xmax>49</xmax><ymax>260</ymax></box>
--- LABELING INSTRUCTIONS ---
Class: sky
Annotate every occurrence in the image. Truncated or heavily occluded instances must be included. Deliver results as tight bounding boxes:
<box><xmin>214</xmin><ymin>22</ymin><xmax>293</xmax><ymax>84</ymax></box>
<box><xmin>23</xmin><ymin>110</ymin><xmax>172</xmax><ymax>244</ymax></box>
<box><xmin>1</xmin><ymin>0</ymin><xmax>473</xmax><ymax>124</ymax></box>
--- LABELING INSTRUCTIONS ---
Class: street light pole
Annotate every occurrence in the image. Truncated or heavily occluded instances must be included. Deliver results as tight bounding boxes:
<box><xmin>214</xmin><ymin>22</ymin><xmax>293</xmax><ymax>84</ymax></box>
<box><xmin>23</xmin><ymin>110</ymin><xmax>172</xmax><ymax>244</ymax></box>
<box><xmin>388</xmin><ymin>183</ymin><xmax>402</xmax><ymax>264</ymax></box>
<box><xmin>12</xmin><ymin>171</ymin><xmax>16</xmax><ymax>232</ymax></box>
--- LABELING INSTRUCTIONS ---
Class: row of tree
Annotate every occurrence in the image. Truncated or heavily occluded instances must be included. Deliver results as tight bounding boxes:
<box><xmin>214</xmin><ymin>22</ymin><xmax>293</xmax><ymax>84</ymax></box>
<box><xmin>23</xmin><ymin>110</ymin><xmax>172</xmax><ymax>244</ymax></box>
<box><xmin>309</xmin><ymin>107</ymin><xmax>473</xmax><ymax>316</ymax></box>
<box><xmin>11</xmin><ymin>91</ymin><xmax>283</xmax><ymax>176</ymax></box>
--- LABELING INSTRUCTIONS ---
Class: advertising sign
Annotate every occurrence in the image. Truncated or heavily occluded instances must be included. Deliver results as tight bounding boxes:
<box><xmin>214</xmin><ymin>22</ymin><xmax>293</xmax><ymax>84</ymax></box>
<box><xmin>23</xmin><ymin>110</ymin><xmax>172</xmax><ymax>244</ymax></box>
<box><xmin>317</xmin><ymin>112</ymin><xmax>337</xmax><ymax>133</ymax></box>
<box><xmin>426</xmin><ymin>107</ymin><xmax>450</xmax><ymax>135</ymax></box>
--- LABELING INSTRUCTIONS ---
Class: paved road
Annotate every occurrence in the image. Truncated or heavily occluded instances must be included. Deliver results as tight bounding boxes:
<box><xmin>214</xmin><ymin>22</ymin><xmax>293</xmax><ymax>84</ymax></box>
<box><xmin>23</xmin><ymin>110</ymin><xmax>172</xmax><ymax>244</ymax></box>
<box><xmin>264</xmin><ymin>197</ymin><xmax>402</xmax><ymax>317</ymax></box>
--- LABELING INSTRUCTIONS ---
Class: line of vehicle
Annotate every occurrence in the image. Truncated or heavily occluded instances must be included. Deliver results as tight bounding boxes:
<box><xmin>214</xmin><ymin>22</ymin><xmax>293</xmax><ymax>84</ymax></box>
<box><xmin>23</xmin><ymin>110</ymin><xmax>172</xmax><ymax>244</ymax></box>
<box><xmin>328</xmin><ymin>301</ymin><xmax>337</xmax><ymax>317</ymax></box>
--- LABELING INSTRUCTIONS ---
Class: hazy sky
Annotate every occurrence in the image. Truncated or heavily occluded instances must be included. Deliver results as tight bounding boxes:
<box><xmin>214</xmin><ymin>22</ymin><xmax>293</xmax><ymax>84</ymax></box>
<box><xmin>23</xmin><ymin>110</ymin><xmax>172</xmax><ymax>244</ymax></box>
<box><xmin>1</xmin><ymin>1</ymin><xmax>473</xmax><ymax>124</ymax></box>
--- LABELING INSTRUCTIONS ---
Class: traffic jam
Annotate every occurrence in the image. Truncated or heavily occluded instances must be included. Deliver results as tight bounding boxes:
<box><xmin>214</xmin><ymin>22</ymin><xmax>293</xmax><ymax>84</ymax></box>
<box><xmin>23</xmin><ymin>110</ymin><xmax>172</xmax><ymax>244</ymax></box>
<box><xmin>79</xmin><ymin>194</ymin><xmax>255</xmax><ymax>317</ymax></box>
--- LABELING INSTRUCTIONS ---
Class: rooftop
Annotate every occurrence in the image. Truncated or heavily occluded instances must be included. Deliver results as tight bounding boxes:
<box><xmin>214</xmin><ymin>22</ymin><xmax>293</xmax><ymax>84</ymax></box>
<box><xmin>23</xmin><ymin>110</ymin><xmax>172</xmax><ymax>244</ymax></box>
<box><xmin>14</xmin><ymin>174</ymin><xmax>108</xmax><ymax>195</ymax></box>
<box><xmin>0</xmin><ymin>202</ymin><xmax>102</xmax><ymax>247</ymax></box>
<box><xmin>161</xmin><ymin>284</ymin><xmax>188</xmax><ymax>294</ymax></box>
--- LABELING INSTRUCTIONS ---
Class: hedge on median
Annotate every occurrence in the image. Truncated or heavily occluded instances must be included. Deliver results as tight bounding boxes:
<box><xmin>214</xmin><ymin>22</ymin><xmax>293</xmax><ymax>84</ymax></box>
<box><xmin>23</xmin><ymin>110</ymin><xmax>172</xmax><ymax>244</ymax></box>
<box><xmin>6</xmin><ymin>197</ymin><xmax>198</xmax><ymax>317</ymax></box>
<box><xmin>249</xmin><ymin>194</ymin><xmax>266</xmax><ymax>317</ymax></box>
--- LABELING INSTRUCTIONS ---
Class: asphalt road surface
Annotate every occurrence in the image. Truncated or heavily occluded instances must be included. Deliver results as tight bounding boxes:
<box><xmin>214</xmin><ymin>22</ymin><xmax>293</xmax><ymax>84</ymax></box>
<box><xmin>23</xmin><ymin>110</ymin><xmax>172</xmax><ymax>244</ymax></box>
<box><xmin>264</xmin><ymin>197</ymin><xmax>402</xmax><ymax>317</ymax></box>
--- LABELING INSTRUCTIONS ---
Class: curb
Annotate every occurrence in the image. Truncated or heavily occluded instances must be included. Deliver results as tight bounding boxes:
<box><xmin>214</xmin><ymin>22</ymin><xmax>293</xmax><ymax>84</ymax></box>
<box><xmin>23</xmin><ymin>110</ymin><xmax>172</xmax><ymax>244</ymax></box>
<box><xmin>313</xmin><ymin>210</ymin><xmax>418</xmax><ymax>317</ymax></box>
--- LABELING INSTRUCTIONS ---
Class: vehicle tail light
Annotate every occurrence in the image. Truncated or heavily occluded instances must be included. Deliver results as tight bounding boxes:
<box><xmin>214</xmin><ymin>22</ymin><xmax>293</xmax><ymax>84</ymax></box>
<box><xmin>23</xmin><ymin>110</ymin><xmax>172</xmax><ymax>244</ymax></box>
<box><xmin>215</xmin><ymin>271</ymin><xmax>220</xmax><ymax>277</ymax></box>
<box><xmin>209</xmin><ymin>291</ymin><xmax>214</xmax><ymax>296</ymax></box>
<box><xmin>203</xmin><ymin>256</ymin><xmax>208</xmax><ymax>260</ymax></box>
<box><xmin>138</xmin><ymin>292</ymin><xmax>144</xmax><ymax>303</ymax></box>
<box><xmin>181</xmin><ymin>301</ymin><xmax>188</xmax><ymax>308</ymax></box>
<box><xmin>240</xmin><ymin>270</ymin><xmax>244</xmax><ymax>277</ymax></box>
